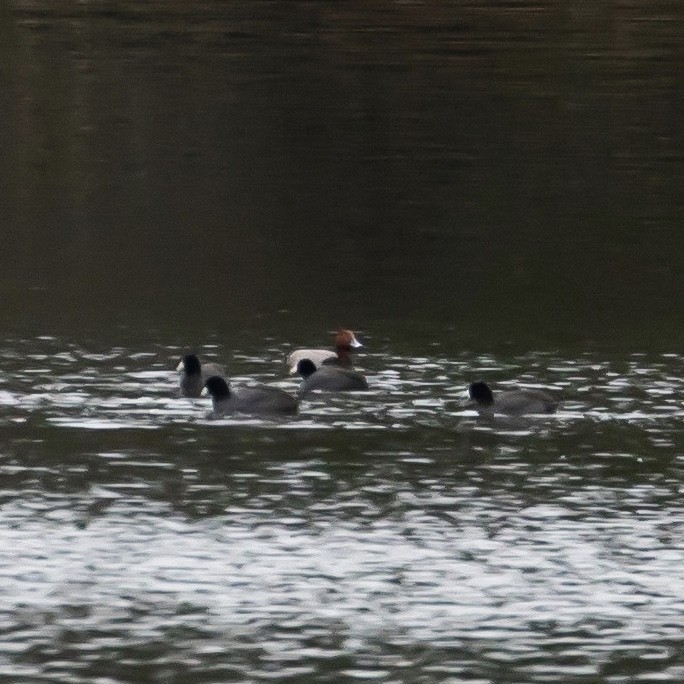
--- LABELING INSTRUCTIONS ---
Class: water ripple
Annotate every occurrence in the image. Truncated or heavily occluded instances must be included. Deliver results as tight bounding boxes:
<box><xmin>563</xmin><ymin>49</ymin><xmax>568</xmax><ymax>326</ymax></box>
<box><xmin>0</xmin><ymin>338</ymin><xmax>682</xmax><ymax>682</ymax></box>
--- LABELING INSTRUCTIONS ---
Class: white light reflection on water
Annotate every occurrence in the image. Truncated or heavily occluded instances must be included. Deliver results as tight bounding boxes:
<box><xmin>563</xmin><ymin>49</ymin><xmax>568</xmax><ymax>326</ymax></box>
<box><xmin>0</xmin><ymin>338</ymin><xmax>682</xmax><ymax>682</ymax></box>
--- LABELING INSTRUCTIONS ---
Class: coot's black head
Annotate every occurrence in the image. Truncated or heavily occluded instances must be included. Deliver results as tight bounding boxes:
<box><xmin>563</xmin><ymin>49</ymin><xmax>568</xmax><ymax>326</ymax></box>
<box><xmin>204</xmin><ymin>375</ymin><xmax>230</xmax><ymax>399</ymax></box>
<box><xmin>181</xmin><ymin>354</ymin><xmax>202</xmax><ymax>376</ymax></box>
<box><xmin>468</xmin><ymin>381</ymin><xmax>495</xmax><ymax>406</ymax></box>
<box><xmin>296</xmin><ymin>358</ymin><xmax>317</xmax><ymax>378</ymax></box>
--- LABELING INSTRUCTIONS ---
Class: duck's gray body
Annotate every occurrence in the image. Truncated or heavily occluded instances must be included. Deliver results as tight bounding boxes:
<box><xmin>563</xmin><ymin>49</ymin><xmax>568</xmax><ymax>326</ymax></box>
<box><xmin>297</xmin><ymin>360</ymin><xmax>369</xmax><ymax>394</ymax></box>
<box><xmin>469</xmin><ymin>381</ymin><xmax>557</xmax><ymax>416</ymax></box>
<box><xmin>489</xmin><ymin>389</ymin><xmax>557</xmax><ymax>415</ymax></box>
<box><xmin>205</xmin><ymin>376</ymin><xmax>297</xmax><ymax>416</ymax></box>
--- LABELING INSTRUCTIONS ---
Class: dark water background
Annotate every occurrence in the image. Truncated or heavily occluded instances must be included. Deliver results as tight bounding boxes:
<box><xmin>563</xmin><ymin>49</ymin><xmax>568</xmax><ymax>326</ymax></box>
<box><xmin>0</xmin><ymin>1</ymin><xmax>683</xmax><ymax>683</ymax></box>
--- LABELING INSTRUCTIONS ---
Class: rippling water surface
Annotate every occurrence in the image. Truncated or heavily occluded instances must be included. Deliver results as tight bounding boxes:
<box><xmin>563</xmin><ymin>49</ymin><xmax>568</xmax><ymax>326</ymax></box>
<box><xmin>1</xmin><ymin>335</ymin><xmax>682</xmax><ymax>683</ymax></box>
<box><xmin>2</xmin><ymin>0</ymin><xmax>683</xmax><ymax>680</ymax></box>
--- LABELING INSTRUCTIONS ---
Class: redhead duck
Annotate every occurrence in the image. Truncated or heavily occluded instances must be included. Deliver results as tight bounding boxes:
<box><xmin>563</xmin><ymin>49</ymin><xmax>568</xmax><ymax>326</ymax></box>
<box><xmin>287</xmin><ymin>329</ymin><xmax>362</xmax><ymax>374</ymax></box>
<box><xmin>203</xmin><ymin>376</ymin><xmax>298</xmax><ymax>416</ymax></box>
<box><xmin>468</xmin><ymin>381</ymin><xmax>557</xmax><ymax>416</ymax></box>
<box><xmin>297</xmin><ymin>358</ymin><xmax>369</xmax><ymax>394</ymax></box>
<box><xmin>177</xmin><ymin>354</ymin><xmax>227</xmax><ymax>398</ymax></box>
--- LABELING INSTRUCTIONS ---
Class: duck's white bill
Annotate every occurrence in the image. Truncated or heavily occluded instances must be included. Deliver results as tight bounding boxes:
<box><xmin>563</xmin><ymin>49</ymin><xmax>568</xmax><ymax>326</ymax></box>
<box><xmin>201</xmin><ymin>386</ymin><xmax>209</xmax><ymax>397</ymax></box>
<box><xmin>350</xmin><ymin>336</ymin><xmax>363</xmax><ymax>348</ymax></box>
<box><xmin>176</xmin><ymin>360</ymin><xmax>184</xmax><ymax>372</ymax></box>
<box><xmin>458</xmin><ymin>387</ymin><xmax>473</xmax><ymax>406</ymax></box>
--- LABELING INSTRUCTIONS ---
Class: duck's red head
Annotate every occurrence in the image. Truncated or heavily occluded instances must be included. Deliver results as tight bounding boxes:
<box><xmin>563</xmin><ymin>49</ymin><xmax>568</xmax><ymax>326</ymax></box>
<box><xmin>334</xmin><ymin>329</ymin><xmax>363</xmax><ymax>351</ymax></box>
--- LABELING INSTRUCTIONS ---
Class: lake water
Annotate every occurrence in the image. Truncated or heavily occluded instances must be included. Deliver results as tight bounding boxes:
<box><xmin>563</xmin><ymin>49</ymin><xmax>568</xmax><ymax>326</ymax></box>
<box><xmin>1</xmin><ymin>2</ymin><xmax>683</xmax><ymax>683</ymax></box>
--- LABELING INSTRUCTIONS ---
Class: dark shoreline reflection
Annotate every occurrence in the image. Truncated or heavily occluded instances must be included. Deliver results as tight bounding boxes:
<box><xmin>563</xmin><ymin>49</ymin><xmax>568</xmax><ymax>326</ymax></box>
<box><xmin>0</xmin><ymin>1</ymin><xmax>682</xmax><ymax>347</ymax></box>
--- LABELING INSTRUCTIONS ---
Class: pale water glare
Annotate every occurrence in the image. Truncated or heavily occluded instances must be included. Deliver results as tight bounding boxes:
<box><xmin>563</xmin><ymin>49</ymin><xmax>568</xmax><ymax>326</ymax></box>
<box><xmin>0</xmin><ymin>336</ymin><xmax>682</xmax><ymax>683</ymax></box>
